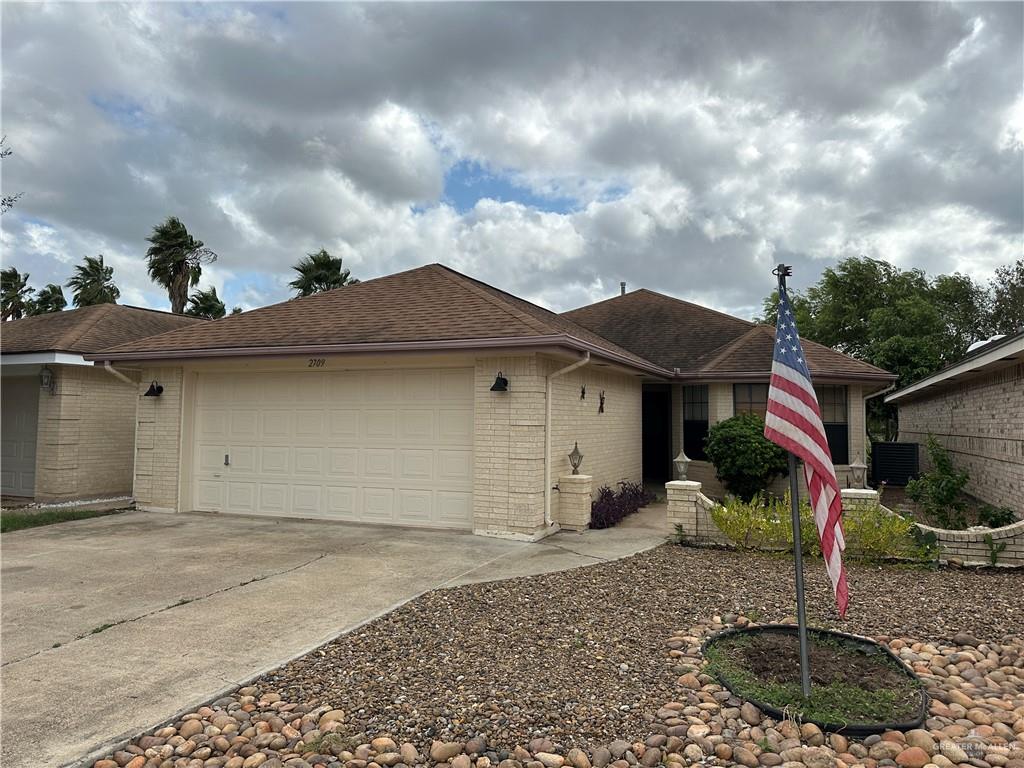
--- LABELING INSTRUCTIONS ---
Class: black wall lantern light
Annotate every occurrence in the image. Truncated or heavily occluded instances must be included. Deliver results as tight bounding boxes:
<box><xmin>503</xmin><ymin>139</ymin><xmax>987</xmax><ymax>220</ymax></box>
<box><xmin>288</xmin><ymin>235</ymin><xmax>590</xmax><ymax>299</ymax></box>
<box><xmin>598</xmin><ymin>390</ymin><xmax>606</xmax><ymax>414</ymax></box>
<box><xmin>39</xmin><ymin>366</ymin><xmax>56</xmax><ymax>395</ymax></box>
<box><xmin>144</xmin><ymin>381</ymin><xmax>164</xmax><ymax>397</ymax></box>
<box><xmin>490</xmin><ymin>371</ymin><xmax>509</xmax><ymax>392</ymax></box>
<box><xmin>580</xmin><ymin>384</ymin><xmax>586</xmax><ymax>400</ymax></box>
<box><xmin>568</xmin><ymin>442</ymin><xmax>584</xmax><ymax>474</ymax></box>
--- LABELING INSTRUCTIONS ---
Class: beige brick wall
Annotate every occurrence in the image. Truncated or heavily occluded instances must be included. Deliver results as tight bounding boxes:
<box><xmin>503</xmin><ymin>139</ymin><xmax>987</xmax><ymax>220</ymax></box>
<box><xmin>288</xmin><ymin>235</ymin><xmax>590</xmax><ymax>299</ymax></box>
<box><xmin>472</xmin><ymin>355</ymin><xmax>547</xmax><ymax>536</ymax></box>
<box><xmin>897</xmin><ymin>363</ymin><xmax>1024</xmax><ymax>515</ymax></box>
<box><xmin>548</xmin><ymin>358</ymin><xmax>643</xmax><ymax>497</ymax></box>
<box><xmin>34</xmin><ymin>364</ymin><xmax>139</xmax><ymax>502</ymax></box>
<box><xmin>133</xmin><ymin>366</ymin><xmax>185</xmax><ymax>512</ymax></box>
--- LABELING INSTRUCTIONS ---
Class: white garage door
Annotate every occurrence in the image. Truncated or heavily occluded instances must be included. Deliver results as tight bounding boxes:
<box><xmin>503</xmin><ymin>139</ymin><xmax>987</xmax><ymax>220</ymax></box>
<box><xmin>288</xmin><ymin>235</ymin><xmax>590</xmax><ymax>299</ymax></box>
<box><xmin>192</xmin><ymin>368</ymin><xmax>475</xmax><ymax>528</ymax></box>
<box><xmin>1</xmin><ymin>376</ymin><xmax>39</xmax><ymax>497</ymax></box>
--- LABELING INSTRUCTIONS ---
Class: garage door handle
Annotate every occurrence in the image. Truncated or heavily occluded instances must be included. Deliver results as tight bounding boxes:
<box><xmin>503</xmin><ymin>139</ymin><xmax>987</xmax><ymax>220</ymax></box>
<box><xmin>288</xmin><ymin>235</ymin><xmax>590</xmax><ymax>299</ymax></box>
<box><xmin>224</xmin><ymin>453</ymin><xmax>230</xmax><ymax>466</ymax></box>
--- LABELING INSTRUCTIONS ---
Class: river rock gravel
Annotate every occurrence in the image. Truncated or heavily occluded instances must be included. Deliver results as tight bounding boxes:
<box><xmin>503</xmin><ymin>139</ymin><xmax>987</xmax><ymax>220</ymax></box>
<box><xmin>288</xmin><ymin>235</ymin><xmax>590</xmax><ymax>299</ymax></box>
<box><xmin>90</xmin><ymin>544</ymin><xmax>1024</xmax><ymax>768</ymax></box>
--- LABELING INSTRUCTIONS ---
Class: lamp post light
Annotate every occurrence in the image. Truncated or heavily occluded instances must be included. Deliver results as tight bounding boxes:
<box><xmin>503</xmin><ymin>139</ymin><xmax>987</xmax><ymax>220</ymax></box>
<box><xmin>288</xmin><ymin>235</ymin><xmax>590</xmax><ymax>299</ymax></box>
<box><xmin>568</xmin><ymin>442</ymin><xmax>584</xmax><ymax>474</ymax></box>
<box><xmin>849</xmin><ymin>458</ymin><xmax>868</xmax><ymax>489</ymax></box>
<box><xmin>673</xmin><ymin>449</ymin><xmax>692</xmax><ymax>481</ymax></box>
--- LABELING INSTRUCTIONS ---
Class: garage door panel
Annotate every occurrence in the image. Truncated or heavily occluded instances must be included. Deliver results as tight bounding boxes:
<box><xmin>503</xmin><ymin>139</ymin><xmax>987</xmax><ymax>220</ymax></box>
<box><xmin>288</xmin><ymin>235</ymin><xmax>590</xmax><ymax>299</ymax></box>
<box><xmin>438</xmin><ymin>409</ymin><xmax>473</xmax><ymax>442</ymax></box>
<box><xmin>259</xmin><ymin>483</ymin><xmax>288</xmax><ymax>513</ymax></box>
<box><xmin>260</xmin><ymin>446</ymin><xmax>290</xmax><ymax>474</ymax></box>
<box><xmin>362</xmin><ymin>487</ymin><xmax>395</xmax><ymax>522</ymax></box>
<box><xmin>295</xmin><ymin>411</ymin><xmax>325</xmax><ymax>438</ymax></box>
<box><xmin>232</xmin><ymin>377</ymin><xmax>263</xmax><ymax>404</ymax></box>
<box><xmin>328</xmin><ymin>410</ymin><xmax>360</xmax><ymax>439</ymax></box>
<box><xmin>229</xmin><ymin>446</ymin><xmax>256</xmax><ymax>472</ymax></box>
<box><xmin>327</xmin><ymin>447</ymin><xmax>358</xmax><ymax>477</ymax></box>
<box><xmin>227</xmin><ymin>482</ymin><xmax>256</xmax><ymax>513</ymax></box>
<box><xmin>398</xmin><ymin>449</ymin><xmax>433</xmax><ymax>480</ymax></box>
<box><xmin>399</xmin><ymin>410</ymin><xmax>434</xmax><ymax>441</ymax></box>
<box><xmin>397</xmin><ymin>489</ymin><xmax>433</xmax><ymax>524</ymax></box>
<box><xmin>364</xmin><ymin>448</ymin><xmax>395</xmax><ymax>479</ymax></box>
<box><xmin>364</xmin><ymin>371</ymin><xmax>399</xmax><ymax>402</ymax></box>
<box><xmin>292</xmin><ymin>484</ymin><xmax>323</xmax><ymax>514</ymax></box>
<box><xmin>193</xmin><ymin>368</ymin><xmax>473</xmax><ymax>528</ymax></box>
<box><xmin>326</xmin><ymin>486</ymin><xmax>358</xmax><ymax>519</ymax></box>
<box><xmin>1</xmin><ymin>440</ymin><xmax>17</xmax><ymax>459</ymax></box>
<box><xmin>294</xmin><ymin>447</ymin><xmax>323</xmax><ymax>474</ymax></box>
<box><xmin>437</xmin><ymin>491</ymin><xmax>473</xmax><ymax>526</ymax></box>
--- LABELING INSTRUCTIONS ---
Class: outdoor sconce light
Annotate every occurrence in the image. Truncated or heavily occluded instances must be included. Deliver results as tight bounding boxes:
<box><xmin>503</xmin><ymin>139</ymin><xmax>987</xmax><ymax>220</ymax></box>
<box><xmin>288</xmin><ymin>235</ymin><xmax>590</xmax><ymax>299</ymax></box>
<box><xmin>673</xmin><ymin>450</ymin><xmax>692</xmax><ymax>481</ymax></box>
<box><xmin>490</xmin><ymin>372</ymin><xmax>509</xmax><ymax>392</ymax></box>
<box><xmin>144</xmin><ymin>381</ymin><xmax>164</xmax><ymax>397</ymax></box>
<box><xmin>568</xmin><ymin>441</ymin><xmax>584</xmax><ymax>474</ymax></box>
<box><xmin>39</xmin><ymin>366</ymin><xmax>56</xmax><ymax>395</ymax></box>
<box><xmin>580</xmin><ymin>384</ymin><xmax>586</xmax><ymax>400</ymax></box>
<box><xmin>849</xmin><ymin>458</ymin><xmax>868</xmax><ymax>489</ymax></box>
<box><xmin>598</xmin><ymin>390</ymin><xmax>606</xmax><ymax>413</ymax></box>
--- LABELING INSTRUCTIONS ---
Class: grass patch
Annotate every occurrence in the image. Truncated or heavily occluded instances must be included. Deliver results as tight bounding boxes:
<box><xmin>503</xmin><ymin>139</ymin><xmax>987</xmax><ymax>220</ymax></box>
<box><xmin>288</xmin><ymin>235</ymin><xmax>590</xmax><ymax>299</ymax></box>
<box><xmin>0</xmin><ymin>507</ymin><xmax>125</xmax><ymax>533</ymax></box>
<box><xmin>704</xmin><ymin>630</ymin><xmax>922</xmax><ymax>727</ymax></box>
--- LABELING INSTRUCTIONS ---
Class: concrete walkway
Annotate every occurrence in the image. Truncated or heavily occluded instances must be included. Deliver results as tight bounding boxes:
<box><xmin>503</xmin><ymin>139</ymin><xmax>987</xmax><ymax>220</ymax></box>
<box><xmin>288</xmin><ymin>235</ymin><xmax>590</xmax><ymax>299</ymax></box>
<box><xmin>0</xmin><ymin>509</ymin><xmax>666</xmax><ymax>768</ymax></box>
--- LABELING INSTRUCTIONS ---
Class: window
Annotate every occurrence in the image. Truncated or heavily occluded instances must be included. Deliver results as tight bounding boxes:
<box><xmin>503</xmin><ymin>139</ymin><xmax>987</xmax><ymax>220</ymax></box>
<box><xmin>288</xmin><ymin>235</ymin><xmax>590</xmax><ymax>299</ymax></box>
<box><xmin>733</xmin><ymin>383</ymin><xmax>769</xmax><ymax>418</ymax></box>
<box><xmin>815</xmin><ymin>385</ymin><xmax>849</xmax><ymax>465</ymax></box>
<box><xmin>682</xmin><ymin>385</ymin><xmax>709</xmax><ymax>460</ymax></box>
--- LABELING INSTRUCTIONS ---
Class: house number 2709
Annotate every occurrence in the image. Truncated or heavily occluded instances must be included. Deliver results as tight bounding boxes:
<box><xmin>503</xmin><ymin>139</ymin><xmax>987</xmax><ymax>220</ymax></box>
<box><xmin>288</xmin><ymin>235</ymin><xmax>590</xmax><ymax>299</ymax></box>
<box><xmin>308</xmin><ymin>358</ymin><xmax>326</xmax><ymax>368</ymax></box>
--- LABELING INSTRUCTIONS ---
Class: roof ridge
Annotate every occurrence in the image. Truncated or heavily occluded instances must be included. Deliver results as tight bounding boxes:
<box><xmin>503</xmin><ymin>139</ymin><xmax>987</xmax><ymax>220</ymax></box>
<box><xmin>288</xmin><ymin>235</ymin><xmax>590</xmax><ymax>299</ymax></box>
<box><xmin>696</xmin><ymin>325</ymin><xmax>771</xmax><ymax>372</ymax></box>
<box><xmin>57</xmin><ymin>303</ymin><xmax>112</xmax><ymax>350</ymax></box>
<box><xmin>431</xmin><ymin>265</ymin><xmax>554</xmax><ymax>336</ymax></box>
<box><xmin>636</xmin><ymin>288</ymin><xmax>757</xmax><ymax>327</ymax></box>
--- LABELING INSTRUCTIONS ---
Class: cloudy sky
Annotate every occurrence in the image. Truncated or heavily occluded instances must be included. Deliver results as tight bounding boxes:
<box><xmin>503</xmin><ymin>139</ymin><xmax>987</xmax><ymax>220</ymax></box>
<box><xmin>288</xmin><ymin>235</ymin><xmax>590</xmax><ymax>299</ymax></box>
<box><xmin>2</xmin><ymin>2</ymin><xmax>1021</xmax><ymax>318</ymax></box>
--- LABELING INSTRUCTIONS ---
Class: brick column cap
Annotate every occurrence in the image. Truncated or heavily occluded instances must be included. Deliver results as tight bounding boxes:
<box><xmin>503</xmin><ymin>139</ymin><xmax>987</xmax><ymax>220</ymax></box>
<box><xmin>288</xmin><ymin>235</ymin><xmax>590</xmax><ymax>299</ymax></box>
<box><xmin>840</xmin><ymin>488</ymin><xmax>878</xmax><ymax>500</ymax></box>
<box><xmin>666</xmin><ymin>480</ymin><xmax>702</xmax><ymax>491</ymax></box>
<box><xmin>559</xmin><ymin>474</ymin><xmax>592</xmax><ymax>486</ymax></box>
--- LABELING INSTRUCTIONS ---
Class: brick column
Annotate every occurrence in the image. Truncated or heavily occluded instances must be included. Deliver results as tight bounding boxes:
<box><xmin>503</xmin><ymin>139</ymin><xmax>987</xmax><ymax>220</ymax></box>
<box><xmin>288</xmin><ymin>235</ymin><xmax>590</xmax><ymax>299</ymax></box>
<box><xmin>840</xmin><ymin>487</ymin><xmax>879</xmax><ymax>511</ymax></box>
<box><xmin>666</xmin><ymin>480</ymin><xmax>701</xmax><ymax>536</ymax></box>
<box><xmin>557</xmin><ymin>474</ymin><xmax>592</xmax><ymax>531</ymax></box>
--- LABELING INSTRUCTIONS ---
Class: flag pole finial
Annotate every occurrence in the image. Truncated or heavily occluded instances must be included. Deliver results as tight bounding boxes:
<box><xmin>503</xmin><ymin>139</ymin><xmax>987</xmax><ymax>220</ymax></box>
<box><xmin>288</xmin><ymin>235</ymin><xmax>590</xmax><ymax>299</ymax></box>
<box><xmin>772</xmin><ymin>263</ymin><xmax>792</xmax><ymax>289</ymax></box>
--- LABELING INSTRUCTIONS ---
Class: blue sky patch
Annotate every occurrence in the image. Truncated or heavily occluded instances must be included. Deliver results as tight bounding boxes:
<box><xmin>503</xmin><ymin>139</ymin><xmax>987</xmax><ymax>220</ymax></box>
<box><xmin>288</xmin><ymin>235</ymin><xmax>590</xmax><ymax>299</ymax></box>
<box><xmin>89</xmin><ymin>94</ymin><xmax>149</xmax><ymax>131</ymax></box>
<box><xmin>443</xmin><ymin>159</ymin><xmax>577</xmax><ymax>214</ymax></box>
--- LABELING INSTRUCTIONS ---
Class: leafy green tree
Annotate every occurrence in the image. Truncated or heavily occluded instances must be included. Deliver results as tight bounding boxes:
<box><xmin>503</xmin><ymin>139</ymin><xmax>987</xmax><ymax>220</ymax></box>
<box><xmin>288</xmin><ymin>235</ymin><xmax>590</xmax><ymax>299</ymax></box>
<box><xmin>990</xmin><ymin>258</ymin><xmax>1024</xmax><ymax>335</ymax></box>
<box><xmin>289</xmin><ymin>248</ymin><xmax>358</xmax><ymax>296</ymax></box>
<box><xmin>230</xmin><ymin>306</ymin><xmax>243</xmax><ymax>315</ymax></box>
<box><xmin>185</xmin><ymin>286</ymin><xmax>226</xmax><ymax>319</ymax></box>
<box><xmin>704</xmin><ymin>413</ymin><xmax>789</xmax><ymax>502</ymax></box>
<box><xmin>930</xmin><ymin>273</ymin><xmax>993</xmax><ymax>356</ymax></box>
<box><xmin>1</xmin><ymin>267</ymin><xmax>33</xmax><ymax>320</ymax></box>
<box><xmin>30</xmin><ymin>283</ymin><xmax>67</xmax><ymax>315</ymax></box>
<box><xmin>145</xmin><ymin>217</ymin><xmax>217</xmax><ymax>314</ymax></box>
<box><xmin>67</xmin><ymin>255</ymin><xmax>119</xmax><ymax>307</ymax></box>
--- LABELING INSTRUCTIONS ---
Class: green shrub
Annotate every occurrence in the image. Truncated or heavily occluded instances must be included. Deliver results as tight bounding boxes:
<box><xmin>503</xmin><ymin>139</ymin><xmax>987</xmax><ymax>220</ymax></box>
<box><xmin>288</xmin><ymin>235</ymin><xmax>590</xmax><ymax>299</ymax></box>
<box><xmin>709</xmin><ymin>494</ymin><xmax>935</xmax><ymax>562</ymax></box>
<box><xmin>704</xmin><ymin>413</ymin><xmax>789</xmax><ymax>501</ymax></box>
<box><xmin>906</xmin><ymin>436</ymin><xmax>969</xmax><ymax>529</ymax></box>
<box><xmin>978</xmin><ymin>504</ymin><xmax>1017</xmax><ymax>529</ymax></box>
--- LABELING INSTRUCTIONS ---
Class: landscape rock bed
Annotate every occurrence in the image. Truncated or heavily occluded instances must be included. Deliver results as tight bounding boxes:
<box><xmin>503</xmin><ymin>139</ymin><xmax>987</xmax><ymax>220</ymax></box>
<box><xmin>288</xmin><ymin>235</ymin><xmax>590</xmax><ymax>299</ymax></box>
<box><xmin>90</xmin><ymin>545</ymin><xmax>1024</xmax><ymax>768</ymax></box>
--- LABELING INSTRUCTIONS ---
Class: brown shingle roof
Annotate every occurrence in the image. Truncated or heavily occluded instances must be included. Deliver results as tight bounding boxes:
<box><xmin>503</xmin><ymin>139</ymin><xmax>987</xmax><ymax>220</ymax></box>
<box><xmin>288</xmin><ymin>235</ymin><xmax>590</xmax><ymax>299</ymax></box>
<box><xmin>563</xmin><ymin>289</ymin><xmax>755</xmax><ymax>371</ymax></box>
<box><xmin>1</xmin><ymin>304</ymin><xmax>206</xmax><ymax>355</ymax></box>
<box><xmin>564</xmin><ymin>289</ymin><xmax>894</xmax><ymax>381</ymax></box>
<box><xmin>90</xmin><ymin>265</ymin><xmax>666</xmax><ymax>373</ymax></box>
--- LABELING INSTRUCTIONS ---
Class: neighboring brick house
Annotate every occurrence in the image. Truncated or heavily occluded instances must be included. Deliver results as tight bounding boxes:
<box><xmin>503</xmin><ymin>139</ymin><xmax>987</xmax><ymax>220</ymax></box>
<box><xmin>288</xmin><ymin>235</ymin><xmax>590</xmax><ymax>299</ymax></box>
<box><xmin>886</xmin><ymin>331</ymin><xmax>1024</xmax><ymax>515</ymax></box>
<box><xmin>86</xmin><ymin>264</ymin><xmax>893</xmax><ymax>539</ymax></box>
<box><xmin>0</xmin><ymin>305</ymin><xmax>204</xmax><ymax>502</ymax></box>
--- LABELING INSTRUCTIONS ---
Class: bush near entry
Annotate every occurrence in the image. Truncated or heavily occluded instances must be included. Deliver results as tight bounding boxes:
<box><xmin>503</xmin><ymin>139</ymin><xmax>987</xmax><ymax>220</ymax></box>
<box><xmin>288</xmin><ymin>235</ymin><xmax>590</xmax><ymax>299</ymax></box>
<box><xmin>705</xmin><ymin>413</ymin><xmax>789</xmax><ymax>502</ymax></box>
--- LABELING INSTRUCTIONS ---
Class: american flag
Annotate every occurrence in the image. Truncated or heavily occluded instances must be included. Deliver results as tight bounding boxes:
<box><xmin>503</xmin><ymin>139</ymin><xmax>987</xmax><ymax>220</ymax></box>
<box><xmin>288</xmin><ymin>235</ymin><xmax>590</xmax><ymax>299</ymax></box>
<box><xmin>763</xmin><ymin>283</ymin><xmax>849</xmax><ymax>617</ymax></box>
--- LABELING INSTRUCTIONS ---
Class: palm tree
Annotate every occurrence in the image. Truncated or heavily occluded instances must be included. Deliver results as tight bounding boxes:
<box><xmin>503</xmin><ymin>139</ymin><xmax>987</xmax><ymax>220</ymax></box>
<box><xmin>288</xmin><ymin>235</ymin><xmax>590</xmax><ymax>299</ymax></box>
<box><xmin>30</xmin><ymin>283</ymin><xmax>67</xmax><ymax>315</ymax></box>
<box><xmin>1</xmin><ymin>267</ymin><xmax>33</xmax><ymax>320</ymax></box>
<box><xmin>67</xmin><ymin>255</ymin><xmax>120</xmax><ymax>307</ymax></box>
<box><xmin>289</xmin><ymin>249</ymin><xmax>358</xmax><ymax>296</ymax></box>
<box><xmin>185</xmin><ymin>286</ymin><xmax>226</xmax><ymax>319</ymax></box>
<box><xmin>145</xmin><ymin>216</ymin><xmax>217</xmax><ymax>314</ymax></box>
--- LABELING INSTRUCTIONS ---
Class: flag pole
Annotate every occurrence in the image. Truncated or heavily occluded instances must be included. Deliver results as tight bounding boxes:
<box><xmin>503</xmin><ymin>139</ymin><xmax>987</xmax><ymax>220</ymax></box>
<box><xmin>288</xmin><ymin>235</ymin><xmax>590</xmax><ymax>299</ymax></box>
<box><xmin>775</xmin><ymin>264</ymin><xmax>812</xmax><ymax>699</ymax></box>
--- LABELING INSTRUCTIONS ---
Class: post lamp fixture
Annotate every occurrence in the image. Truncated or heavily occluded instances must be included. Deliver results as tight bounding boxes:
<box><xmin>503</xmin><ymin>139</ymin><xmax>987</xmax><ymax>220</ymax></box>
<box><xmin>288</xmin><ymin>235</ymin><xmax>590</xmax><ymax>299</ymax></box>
<box><xmin>144</xmin><ymin>381</ymin><xmax>164</xmax><ymax>397</ymax></box>
<box><xmin>673</xmin><ymin>449</ymin><xmax>692</xmax><ymax>481</ymax></box>
<box><xmin>568</xmin><ymin>442</ymin><xmax>584</xmax><ymax>474</ymax></box>
<box><xmin>849</xmin><ymin>457</ymin><xmax>868</xmax><ymax>489</ymax></box>
<box><xmin>39</xmin><ymin>366</ymin><xmax>56</xmax><ymax>395</ymax></box>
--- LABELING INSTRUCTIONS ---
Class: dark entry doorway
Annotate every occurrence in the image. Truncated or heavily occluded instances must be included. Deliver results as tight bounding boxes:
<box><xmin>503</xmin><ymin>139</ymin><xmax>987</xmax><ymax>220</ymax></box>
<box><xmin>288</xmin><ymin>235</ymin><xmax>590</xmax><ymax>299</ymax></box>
<box><xmin>642</xmin><ymin>384</ymin><xmax>673</xmax><ymax>483</ymax></box>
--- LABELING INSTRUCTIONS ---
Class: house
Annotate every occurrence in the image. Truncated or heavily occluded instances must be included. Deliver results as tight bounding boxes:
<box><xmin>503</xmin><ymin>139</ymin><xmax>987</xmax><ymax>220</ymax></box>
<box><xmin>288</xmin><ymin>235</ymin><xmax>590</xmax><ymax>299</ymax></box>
<box><xmin>564</xmin><ymin>288</ymin><xmax>896</xmax><ymax>497</ymax></box>
<box><xmin>86</xmin><ymin>264</ymin><xmax>894</xmax><ymax>538</ymax></box>
<box><xmin>885</xmin><ymin>330</ymin><xmax>1024</xmax><ymax>515</ymax></box>
<box><xmin>0</xmin><ymin>304</ymin><xmax>205</xmax><ymax>502</ymax></box>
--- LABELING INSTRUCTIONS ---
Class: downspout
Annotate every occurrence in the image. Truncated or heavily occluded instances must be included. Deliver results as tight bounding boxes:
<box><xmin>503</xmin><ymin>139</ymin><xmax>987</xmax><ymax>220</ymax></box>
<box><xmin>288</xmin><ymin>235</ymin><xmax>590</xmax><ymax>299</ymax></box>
<box><xmin>864</xmin><ymin>382</ymin><xmax>898</xmax><ymax>440</ymax></box>
<box><xmin>103</xmin><ymin>360</ymin><xmax>135</xmax><ymax>386</ymax></box>
<box><xmin>545</xmin><ymin>351</ymin><xmax>591</xmax><ymax>528</ymax></box>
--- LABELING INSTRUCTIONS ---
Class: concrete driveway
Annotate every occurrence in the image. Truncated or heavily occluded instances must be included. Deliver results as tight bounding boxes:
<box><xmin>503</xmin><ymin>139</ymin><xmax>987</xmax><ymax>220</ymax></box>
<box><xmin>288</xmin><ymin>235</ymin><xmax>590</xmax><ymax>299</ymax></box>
<box><xmin>1</xmin><ymin>509</ymin><xmax>666</xmax><ymax>768</ymax></box>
